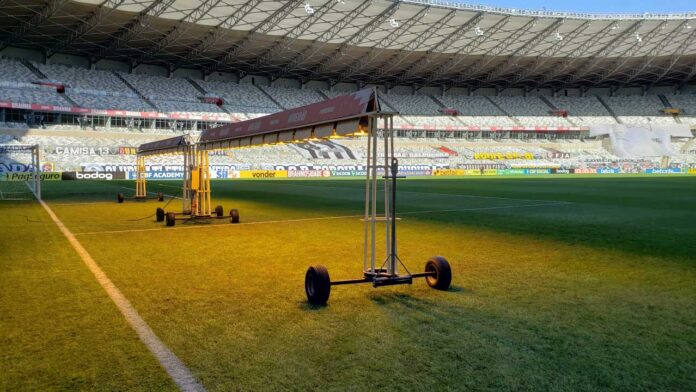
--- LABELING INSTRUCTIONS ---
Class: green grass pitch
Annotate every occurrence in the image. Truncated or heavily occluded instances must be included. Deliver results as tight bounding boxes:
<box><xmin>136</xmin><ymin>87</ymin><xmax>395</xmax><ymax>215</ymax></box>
<box><xmin>1</xmin><ymin>175</ymin><xmax>695</xmax><ymax>391</ymax></box>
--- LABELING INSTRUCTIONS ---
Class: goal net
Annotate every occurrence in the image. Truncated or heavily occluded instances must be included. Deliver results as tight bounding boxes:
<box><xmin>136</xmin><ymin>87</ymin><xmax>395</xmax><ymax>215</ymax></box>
<box><xmin>0</xmin><ymin>144</ymin><xmax>41</xmax><ymax>201</ymax></box>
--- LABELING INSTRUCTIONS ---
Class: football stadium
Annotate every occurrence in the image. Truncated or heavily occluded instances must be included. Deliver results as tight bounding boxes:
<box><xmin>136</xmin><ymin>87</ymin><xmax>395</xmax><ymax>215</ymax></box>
<box><xmin>1</xmin><ymin>0</ymin><xmax>695</xmax><ymax>390</ymax></box>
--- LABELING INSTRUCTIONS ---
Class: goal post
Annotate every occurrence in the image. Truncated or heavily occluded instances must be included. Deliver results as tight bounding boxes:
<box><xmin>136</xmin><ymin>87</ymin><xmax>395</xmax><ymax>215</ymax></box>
<box><xmin>0</xmin><ymin>144</ymin><xmax>42</xmax><ymax>201</ymax></box>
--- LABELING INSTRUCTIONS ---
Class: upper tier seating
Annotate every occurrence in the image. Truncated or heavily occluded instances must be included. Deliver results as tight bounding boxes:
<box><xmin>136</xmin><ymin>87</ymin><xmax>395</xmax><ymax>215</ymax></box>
<box><xmin>69</xmin><ymin>93</ymin><xmax>151</xmax><ymax>111</ymax></box>
<box><xmin>550</xmin><ymin>96</ymin><xmax>617</xmax><ymax>126</ymax></box>
<box><xmin>36</xmin><ymin>63</ymin><xmax>130</xmax><ymax>94</ymax></box>
<box><xmin>603</xmin><ymin>95</ymin><xmax>676</xmax><ymax>125</ymax></box>
<box><xmin>490</xmin><ymin>96</ymin><xmax>570</xmax><ymax>127</ymax></box>
<box><xmin>437</xmin><ymin>96</ymin><xmax>517</xmax><ymax>126</ymax></box>
<box><xmin>261</xmin><ymin>86</ymin><xmax>324</xmax><ymax>109</ymax></box>
<box><xmin>665</xmin><ymin>94</ymin><xmax>696</xmax><ymax>126</ymax></box>
<box><xmin>381</xmin><ymin>94</ymin><xmax>441</xmax><ymax>115</ymax></box>
<box><xmin>0</xmin><ymin>59</ymin><xmax>692</xmax><ymax>132</ymax></box>
<box><xmin>118</xmin><ymin>73</ymin><xmax>200</xmax><ymax>101</ymax></box>
<box><xmin>198</xmin><ymin>81</ymin><xmax>280</xmax><ymax>113</ymax></box>
<box><xmin>152</xmin><ymin>100</ymin><xmax>223</xmax><ymax>114</ymax></box>
<box><xmin>0</xmin><ymin>86</ymin><xmax>70</xmax><ymax>106</ymax></box>
<box><xmin>399</xmin><ymin>116</ymin><xmax>465</xmax><ymax>127</ymax></box>
<box><xmin>0</xmin><ymin>59</ymin><xmax>37</xmax><ymax>83</ymax></box>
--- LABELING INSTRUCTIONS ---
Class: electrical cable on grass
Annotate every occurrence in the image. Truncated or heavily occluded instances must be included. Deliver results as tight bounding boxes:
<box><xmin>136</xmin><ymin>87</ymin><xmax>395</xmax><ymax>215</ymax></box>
<box><xmin>127</xmin><ymin>194</ymin><xmax>178</xmax><ymax>221</ymax></box>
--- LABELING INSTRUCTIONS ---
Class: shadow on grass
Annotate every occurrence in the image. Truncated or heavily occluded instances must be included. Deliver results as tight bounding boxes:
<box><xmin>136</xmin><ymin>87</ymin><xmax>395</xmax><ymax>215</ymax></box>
<box><xmin>42</xmin><ymin>178</ymin><xmax>696</xmax><ymax>263</ymax></box>
<box><xmin>448</xmin><ymin>284</ymin><xmax>471</xmax><ymax>294</ymax></box>
<box><xmin>209</xmin><ymin>178</ymin><xmax>696</xmax><ymax>264</ymax></box>
<box><xmin>297</xmin><ymin>301</ymin><xmax>329</xmax><ymax>312</ymax></box>
<box><xmin>367</xmin><ymin>292</ymin><xmax>455</xmax><ymax>317</ymax></box>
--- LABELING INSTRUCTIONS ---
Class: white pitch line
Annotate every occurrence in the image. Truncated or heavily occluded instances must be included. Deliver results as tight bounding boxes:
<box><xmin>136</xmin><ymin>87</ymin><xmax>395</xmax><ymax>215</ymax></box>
<box><xmin>397</xmin><ymin>201</ymin><xmax>573</xmax><ymax>215</ymax></box>
<box><xmin>38</xmin><ymin>199</ymin><xmax>206</xmax><ymax>392</ymax></box>
<box><xmin>119</xmin><ymin>186</ymin><xmax>182</xmax><ymax>200</ymax></box>
<box><xmin>148</xmin><ymin>182</ymin><xmax>183</xmax><ymax>190</ymax></box>
<box><xmin>245</xmin><ymin>182</ymin><xmax>568</xmax><ymax>204</ymax></box>
<box><xmin>74</xmin><ymin>214</ymin><xmax>365</xmax><ymax>236</ymax></box>
<box><xmin>73</xmin><ymin>201</ymin><xmax>572</xmax><ymax>236</ymax></box>
<box><xmin>51</xmin><ymin>201</ymin><xmax>120</xmax><ymax>206</ymax></box>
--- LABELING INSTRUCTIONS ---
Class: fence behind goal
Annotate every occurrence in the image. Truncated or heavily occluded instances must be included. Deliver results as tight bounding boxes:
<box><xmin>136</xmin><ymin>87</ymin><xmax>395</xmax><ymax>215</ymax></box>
<box><xmin>0</xmin><ymin>144</ymin><xmax>41</xmax><ymax>200</ymax></box>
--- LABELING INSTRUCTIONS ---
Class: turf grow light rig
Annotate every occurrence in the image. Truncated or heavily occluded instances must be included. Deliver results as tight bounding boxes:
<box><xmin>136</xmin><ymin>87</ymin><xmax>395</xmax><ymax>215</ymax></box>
<box><xmin>116</xmin><ymin>153</ymin><xmax>164</xmax><ymax>203</ymax></box>
<box><xmin>189</xmin><ymin>88</ymin><xmax>451</xmax><ymax>304</ymax></box>
<box><xmin>136</xmin><ymin>134</ymin><xmax>239</xmax><ymax>227</ymax></box>
<box><xmin>303</xmin><ymin>112</ymin><xmax>451</xmax><ymax>305</ymax></box>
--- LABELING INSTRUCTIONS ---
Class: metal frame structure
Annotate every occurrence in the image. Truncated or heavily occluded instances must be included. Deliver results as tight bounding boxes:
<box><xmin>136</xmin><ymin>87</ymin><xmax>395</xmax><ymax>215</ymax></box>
<box><xmin>0</xmin><ymin>0</ymin><xmax>694</xmax><ymax>88</ymax></box>
<box><xmin>0</xmin><ymin>144</ymin><xmax>41</xmax><ymax>201</ymax></box>
<box><xmin>305</xmin><ymin>108</ymin><xmax>452</xmax><ymax>305</ymax></box>
<box><xmin>133</xmin><ymin>134</ymin><xmax>239</xmax><ymax>226</ymax></box>
<box><xmin>117</xmin><ymin>136</ymin><xmax>194</xmax><ymax>204</ymax></box>
<box><xmin>182</xmin><ymin>88</ymin><xmax>452</xmax><ymax>304</ymax></box>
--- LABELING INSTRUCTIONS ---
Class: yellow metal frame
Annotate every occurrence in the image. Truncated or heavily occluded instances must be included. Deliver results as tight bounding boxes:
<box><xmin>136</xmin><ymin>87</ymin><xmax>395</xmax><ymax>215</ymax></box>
<box><xmin>181</xmin><ymin>145</ymin><xmax>211</xmax><ymax>217</ymax></box>
<box><xmin>135</xmin><ymin>155</ymin><xmax>146</xmax><ymax>198</ymax></box>
<box><xmin>192</xmin><ymin>149</ymin><xmax>211</xmax><ymax>217</ymax></box>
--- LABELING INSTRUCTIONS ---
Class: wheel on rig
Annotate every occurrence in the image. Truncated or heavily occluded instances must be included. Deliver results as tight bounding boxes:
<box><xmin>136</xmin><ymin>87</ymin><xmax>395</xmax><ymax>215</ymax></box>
<box><xmin>117</xmin><ymin>193</ymin><xmax>124</xmax><ymax>203</ymax></box>
<box><xmin>156</xmin><ymin>208</ymin><xmax>165</xmax><ymax>222</ymax></box>
<box><xmin>165</xmin><ymin>212</ymin><xmax>176</xmax><ymax>227</ymax></box>
<box><xmin>425</xmin><ymin>256</ymin><xmax>452</xmax><ymax>291</ymax></box>
<box><xmin>229</xmin><ymin>209</ymin><xmax>240</xmax><ymax>224</ymax></box>
<box><xmin>157</xmin><ymin>192</ymin><xmax>164</xmax><ymax>202</ymax></box>
<box><xmin>215</xmin><ymin>205</ymin><xmax>224</xmax><ymax>217</ymax></box>
<box><xmin>305</xmin><ymin>265</ymin><xmax>331</xmax><ymax>305</ymax></box>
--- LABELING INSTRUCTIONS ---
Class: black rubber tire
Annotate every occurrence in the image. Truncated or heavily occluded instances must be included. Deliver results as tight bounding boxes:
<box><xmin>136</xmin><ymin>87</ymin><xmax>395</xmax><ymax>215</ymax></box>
<box><xmin>230</xmin><ymin>209</ymin><xmax>240</xmax><ymax>224</ymax></box>
<box><xmin>165</xmin><ymin>212</ymin><xmax>176</xmax><ymax>227</ymax></box>
<box><xmin>425</xmin><ymin>256</ymin><xmax>452</xmax><ymax>291</ymax></box>
<box><xmin>157</xmin><ymin>192</ymin><xmax>164</xmax><ymax>202</ymax></box>
<box><xmin>215</xmin><ymin>205</ymin><xmax>224</xmax><ymax>218</ymax></box>
<box><xmin>117</xmin><ymin>193</ymin><xmax>124</xmax><ymax>203</ymax></box>
<box><xmin>155</xmin><ymin>208</ymin><xmax>165</xmax><ymax>222</ymax></box>
<box><xmin>305</xmin><ymin>265</ymin><xmax>331</xmax><ymax>305</ymax></box>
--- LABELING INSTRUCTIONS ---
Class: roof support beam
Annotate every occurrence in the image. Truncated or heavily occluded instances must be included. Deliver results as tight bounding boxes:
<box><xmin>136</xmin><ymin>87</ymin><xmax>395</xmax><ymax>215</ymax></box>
<box><xmin>484</xmin><ymin>18</ymin><xmax>564</xmax><ymax>82</ymax></box>
<box><xmin>375</xmin><ymin>9</ymin><xmax>457</xmax><ymax>80</ymax></box>
<box><xmin>513</xmin><ymin>19</ymin><xmax>592</xmax><ymax>84</ymax></box>
<box><xmin>425</xmin><ymin>15</ymin><xmax>511</xmax><ymax>83</ymax></box>
<box><xmin>256</xmin><ymin>1</ymin><xmax>340</xmax><ymax>67</ymax></box>
<box><xmin>214</xmin><ymin>0</ymin><xmax>305</xmax><ymax>69</ymax></box>
<box><xmin>46</xmin><ymin>0</ymin><xmax>127</xmax><ymax>57</ymax></box>
<box><xmin>95</xmin><ymin>0</ymin><xmax>175</xmax><ymax>59</ymax></box>
<box><xmin>311</xmin><ymin>1</ymin><xmax>400</xmax><ymax>75</ymax></box>
<box><xmin>173</xmin><ymin>0</ymin><xmax>261</xmax><ymax>69</ymax></box>
<box><xmin>539</xmin><ymin>20</ymin><xmax>623</xmax><ymax>85</ymax></box>
<box><xmin>625</xmin><ymin>20</ymin><xmax>694</xmax><ymax>84</ymax></box>
<box><xmin>678</xmin><ymin>62</ymin><xmax>696</xmax><ymax>88</ymax></box>
<box><xmin>565</xmin><ymin>20</ymin><xmax>644</xmax><ymax>83</ymax></box>
<box><xmin>596</xmin><ymin>21</ymin><xmax>670</xmax><ymax>83</ymax></box>
<box><xmin>454</xmin><ymin>17</ymin><xmax>539</xmax><ymax>83</ymax></box>
<box><xmin>646</xmin><ymin>34</ymin><xmax>696</xmax><ymax>88</ymax></box>
<box><xmin>281</xmin><ymin>0</ymin><xmax>373</xmax><ymax>73</ymax></box>
<box><xmin>340</xmin><ymin>6</ymin><xmax>432</xmax><ymax>79</ymax></box>
<box><xmin>401</xmin><ymin>12</ymin><xmax>484</xmax><ymax>80</ymax></box>
<box><xmin>132</xmin><ymin>0</ymin><xmax>223</xmax><ymax>67</ymax></box>
<box><xmin>0</xmin><ymin>0</ymin><xmax>68</xmax><ymax>51</ymax></box>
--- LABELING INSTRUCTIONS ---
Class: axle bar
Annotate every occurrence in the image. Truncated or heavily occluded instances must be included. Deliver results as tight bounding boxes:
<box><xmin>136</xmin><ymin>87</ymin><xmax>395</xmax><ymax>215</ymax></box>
<box><xmin>330</xmin><ymin>271</ymin><xmax>436</xmax><ymax>287</ymax></box>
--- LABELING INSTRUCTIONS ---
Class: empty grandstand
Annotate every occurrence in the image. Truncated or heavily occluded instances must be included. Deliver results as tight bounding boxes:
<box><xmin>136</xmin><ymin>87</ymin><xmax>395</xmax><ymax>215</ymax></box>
<box><xmin>2</xmin><ymin>1</ymin><xmax>696</xmax><ymax>391</ymax></box>
<box><xmin>0</xmin><ymin>0</ymin><xmax>693</xmax><ymax>173</ymax></box>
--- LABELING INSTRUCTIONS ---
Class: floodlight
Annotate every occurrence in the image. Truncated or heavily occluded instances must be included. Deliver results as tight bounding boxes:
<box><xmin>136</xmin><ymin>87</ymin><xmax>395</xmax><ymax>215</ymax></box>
<box><xmin>304</xmin><ymin>3</ymin><xmax>315</xmax><ymax>14</ymax></box>
<box><xmin>388</xmin><ymin>18</ymin><xmax>399</xmax><ymax>28</ymax></box>
<box><xmin>474</xmin><ymin>26</ymin><xmax>484</xmax><ymax>36</ymax></box>
<box><xmin>555</xmin><ymin>31</ymin><xmax>563</xmax><ymax>41</ymax></box>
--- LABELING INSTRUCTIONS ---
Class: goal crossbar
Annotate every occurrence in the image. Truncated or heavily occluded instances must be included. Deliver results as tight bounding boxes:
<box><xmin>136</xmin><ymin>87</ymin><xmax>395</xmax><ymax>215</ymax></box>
<box><xmin>0</xmin><ymin>144</ymin><xmax>41</xmax><ymax>201</ymax></box>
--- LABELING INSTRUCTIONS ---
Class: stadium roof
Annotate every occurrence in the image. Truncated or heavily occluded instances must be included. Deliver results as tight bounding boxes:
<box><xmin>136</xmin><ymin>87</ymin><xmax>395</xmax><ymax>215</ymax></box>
<box><xmin>1</xmin><ymin>0</ymin><xmax>695</xmax><ymax>88</ymax></box>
